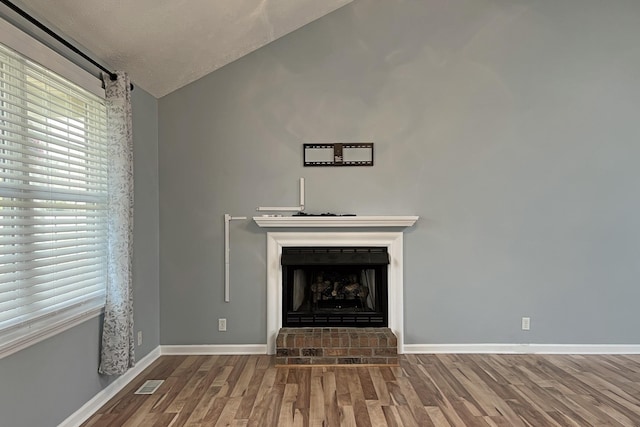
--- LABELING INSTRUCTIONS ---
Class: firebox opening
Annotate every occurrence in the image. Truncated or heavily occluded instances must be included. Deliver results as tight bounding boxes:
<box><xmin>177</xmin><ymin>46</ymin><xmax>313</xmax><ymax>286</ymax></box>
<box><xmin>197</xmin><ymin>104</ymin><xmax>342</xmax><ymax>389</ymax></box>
<box><xmin>281</xmin><ymin>247</ymin><xmax>388</xmax><ymax>327</ymax></box>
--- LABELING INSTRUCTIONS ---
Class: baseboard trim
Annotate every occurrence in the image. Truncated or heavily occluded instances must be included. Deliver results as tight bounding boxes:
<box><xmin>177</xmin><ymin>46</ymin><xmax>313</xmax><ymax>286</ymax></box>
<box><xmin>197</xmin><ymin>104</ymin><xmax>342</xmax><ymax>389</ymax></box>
<box><xmin>58</xmin><ymin>346</ymin><xmax>162</xmax><ymax>427</ymax></box>
<box><xmin>160</xmin><ymin>344</ymin><xmax>268</xmax><ymax>355</ymax></box>
<box><xmin>403</xmin><ymin>343</ymin><xmax>640</xmax><ymax>354</ymax></box>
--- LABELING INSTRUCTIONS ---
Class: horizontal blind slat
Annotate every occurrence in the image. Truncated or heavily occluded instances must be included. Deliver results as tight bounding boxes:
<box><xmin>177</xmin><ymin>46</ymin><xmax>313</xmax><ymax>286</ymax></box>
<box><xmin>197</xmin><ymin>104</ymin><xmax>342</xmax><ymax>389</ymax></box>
<box><xmin>0</xmin><ymin>169</ymin><xmax>107</xmax><ymax>192</ymax></box>
<box><xmin>0</xmin><ymin>148</ymin><xmax>107</xmax><ymax>177</ymax></box>
<box><xmin>0</xmin><ymin>62</ymin><xmax>107</xmax><ymax>129</ymax></box>
<box><xmin>0</xmin><ymin>98</ymin><xmax>106</xmax><ymax>143</ymax></box>
<box><xmin>0</xmin><ymin>127</ymin><xmax>107</xmax><ymax>165</ymax></box>
<box><xmin>0</xmin><ymin>217</ymin><xmax>103</xmax><ymax>227</ymax></box>
<box><xmin>0</xmin><ymin>270</ymin><xmax>104</xmax><ymax>305</ymax></box>
<box><xmin>0</xmin><ymin>228</ymin><xmax>103</xmax><ymax>243</ymax></box>
<box><xmin>0</xmin><ymin>125</ymin><xmax>105</xmax><ymax>158</ymax></box>
<box><xmin>0</xmin><ymin>199</ymin><xmax>107</xmax><ymax>210</ymax></box>
<box><xmin>0</xmin><ymin>222</ymin><xmax>105</xmax><ymax>236</ymax></box>
<box><xmin>0</xmin><ymin>246</ymin><xmax>106</xmax><ymax>273</ymax></box>
<box><xmin>0</xmin><ymin>262</ymin><xmax>106</xmax><ymax>284</ymax></box>
<box><xmin>0</xmin><ymin>217</ymin><xmax>105</xmax><ymax>227</ymax></box>
<box><xmin>0</xmin><ymin>188</ymin><xmax>105</xmax><ymax>204</ymax></box>
<box><xmin>0</xmin><ymin>54</ymin><xmax>106</xmax><ymax>108</ymax></box>
<box><xmin>0</xmin><ymin>241</ymin><xmax>105</xmax><ymax>257</ymax></box>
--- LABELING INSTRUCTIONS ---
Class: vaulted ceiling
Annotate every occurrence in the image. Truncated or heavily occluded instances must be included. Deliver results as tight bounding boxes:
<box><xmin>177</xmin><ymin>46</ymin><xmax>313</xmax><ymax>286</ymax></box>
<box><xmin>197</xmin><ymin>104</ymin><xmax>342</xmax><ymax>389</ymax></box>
<box><xmin>14</xmin><ymin>0</ymin><xmax>353</xmax><ymax>97</ymax></box>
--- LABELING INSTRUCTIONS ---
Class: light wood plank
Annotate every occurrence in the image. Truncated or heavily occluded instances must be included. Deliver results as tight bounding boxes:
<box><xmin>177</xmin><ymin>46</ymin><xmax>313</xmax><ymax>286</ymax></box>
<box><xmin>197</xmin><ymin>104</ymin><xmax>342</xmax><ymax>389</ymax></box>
<box><xmin>80</xmin><ymin>354</ymin><xmax>640</xmax><ymax>427</ymax></box>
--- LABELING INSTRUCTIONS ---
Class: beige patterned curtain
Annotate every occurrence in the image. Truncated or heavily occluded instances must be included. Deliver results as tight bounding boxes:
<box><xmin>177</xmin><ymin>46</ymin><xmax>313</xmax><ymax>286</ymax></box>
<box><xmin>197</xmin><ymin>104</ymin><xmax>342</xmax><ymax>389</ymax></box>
<box><xmin>99</xmin><ymin>71</ymin><xmax>135</xmax><ymax>375</ymax></box>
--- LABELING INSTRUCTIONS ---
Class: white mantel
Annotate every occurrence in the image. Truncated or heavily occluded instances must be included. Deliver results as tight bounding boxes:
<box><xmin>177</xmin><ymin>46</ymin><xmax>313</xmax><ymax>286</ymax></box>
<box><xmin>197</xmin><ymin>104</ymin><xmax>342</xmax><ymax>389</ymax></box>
<box><xmin>258</xmin><ymin>215</ymin><xmax>418</xmax><ymax>354</ymax></box>
<box><xmin>253</xmin><ymin>215</ymin><xmax>419</xmax><ymax>228</ymax></box>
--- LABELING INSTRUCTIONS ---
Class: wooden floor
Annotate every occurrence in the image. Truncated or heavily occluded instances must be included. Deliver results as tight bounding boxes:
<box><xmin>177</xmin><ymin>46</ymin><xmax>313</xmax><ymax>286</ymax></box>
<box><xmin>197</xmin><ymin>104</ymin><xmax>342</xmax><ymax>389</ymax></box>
<box><xmin>81</xmin><ymin>353</ymin><xmax>640</xmax><ymax>426</ymax></box>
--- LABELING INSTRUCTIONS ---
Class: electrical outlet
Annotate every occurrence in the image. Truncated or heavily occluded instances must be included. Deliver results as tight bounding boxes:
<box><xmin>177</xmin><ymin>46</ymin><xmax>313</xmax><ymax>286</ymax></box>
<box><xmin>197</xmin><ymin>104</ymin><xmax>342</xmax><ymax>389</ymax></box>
<box><xmin>137</xmin><ymin>330</ymin><xmax>143</xmax><ymax>346</ymax></box>
<box><xmin>521</xmin><ymin>317</ymin><xmax>531</xmax><ymax>331</ymax></box>
<box><xmin>218</xmin><ymin>318</ymin><xmax>227</xmax><ymax>332</ymax></box>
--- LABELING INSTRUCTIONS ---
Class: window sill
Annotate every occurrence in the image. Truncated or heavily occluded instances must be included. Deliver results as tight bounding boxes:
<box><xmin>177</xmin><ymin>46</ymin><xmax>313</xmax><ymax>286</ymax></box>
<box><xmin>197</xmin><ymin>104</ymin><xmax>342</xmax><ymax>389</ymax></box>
<box><xmin>0</xmin><ymin>303</ymin><xmax>104</xmax><ymax>360</ymax></box>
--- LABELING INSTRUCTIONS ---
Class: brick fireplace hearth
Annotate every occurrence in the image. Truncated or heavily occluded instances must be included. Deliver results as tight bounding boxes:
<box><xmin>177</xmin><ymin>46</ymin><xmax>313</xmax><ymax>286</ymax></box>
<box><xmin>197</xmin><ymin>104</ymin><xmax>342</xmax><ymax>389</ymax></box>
<box><xmin>275</xmin><ymin>327</ymin><xmax>398</xmax><ymax>366</ymax></box>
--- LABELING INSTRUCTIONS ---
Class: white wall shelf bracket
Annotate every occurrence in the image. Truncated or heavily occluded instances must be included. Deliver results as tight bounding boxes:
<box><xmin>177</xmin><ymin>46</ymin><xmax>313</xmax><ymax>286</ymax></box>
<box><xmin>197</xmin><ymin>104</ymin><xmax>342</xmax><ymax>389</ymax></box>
<box><xmin>224</xmin><ymin>213</ymin><xmax>247</xmax><ymax>302</ymax></box>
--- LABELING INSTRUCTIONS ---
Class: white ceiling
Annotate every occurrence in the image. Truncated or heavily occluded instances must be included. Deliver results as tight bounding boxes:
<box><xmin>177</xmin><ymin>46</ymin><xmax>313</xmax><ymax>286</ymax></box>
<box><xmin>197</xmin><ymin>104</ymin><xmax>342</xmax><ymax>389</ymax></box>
<box><xmin>16</xmin><ymin>0</ymin><xmax>352</xmax><ymax>98</ymax></box>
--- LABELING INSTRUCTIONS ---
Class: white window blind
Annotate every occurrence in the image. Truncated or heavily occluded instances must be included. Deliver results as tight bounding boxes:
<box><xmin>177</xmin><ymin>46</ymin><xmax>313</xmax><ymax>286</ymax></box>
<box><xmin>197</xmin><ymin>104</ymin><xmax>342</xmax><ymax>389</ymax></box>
<box><xmin>0</xmin><ymin>42</ymin><xmax>108</xmax><ymax>357</ymax></box>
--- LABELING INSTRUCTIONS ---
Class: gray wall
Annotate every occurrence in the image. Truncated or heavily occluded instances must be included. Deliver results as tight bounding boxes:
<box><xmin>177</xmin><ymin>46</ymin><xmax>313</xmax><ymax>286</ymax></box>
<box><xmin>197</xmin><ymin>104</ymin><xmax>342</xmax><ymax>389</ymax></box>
<box><xmin>0</xmin><ymin>87</ymin><xmax>159</xmax><ymax>427</ymax></box>
<box><xmin>159</xmin><ymin>0</ymin><xmax>640</xmax><ymax>346</ymax></box>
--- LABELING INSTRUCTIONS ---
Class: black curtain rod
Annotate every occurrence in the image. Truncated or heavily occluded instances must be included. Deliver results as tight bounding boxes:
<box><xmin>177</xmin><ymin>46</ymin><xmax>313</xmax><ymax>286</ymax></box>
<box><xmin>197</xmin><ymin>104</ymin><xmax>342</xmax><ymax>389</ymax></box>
<box><xmin>1</xmin><ymin>0</ymin><xmax>132</xmax><ymax>89</ymax></box>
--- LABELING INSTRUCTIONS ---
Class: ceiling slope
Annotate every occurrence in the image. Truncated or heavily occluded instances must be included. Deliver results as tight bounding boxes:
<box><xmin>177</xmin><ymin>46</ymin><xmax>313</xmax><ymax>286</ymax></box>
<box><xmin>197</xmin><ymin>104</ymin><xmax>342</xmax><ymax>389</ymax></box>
<box><xmin>16</xmin><ymin>0</ymin><xmax>352</xmax><ymax>97</ymax></box>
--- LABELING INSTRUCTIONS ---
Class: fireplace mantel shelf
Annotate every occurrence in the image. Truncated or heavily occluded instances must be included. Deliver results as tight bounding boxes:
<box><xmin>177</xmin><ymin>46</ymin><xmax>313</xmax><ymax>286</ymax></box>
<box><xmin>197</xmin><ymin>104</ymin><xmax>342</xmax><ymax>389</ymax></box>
<box><xmin>253</xmin><ymin>215</ymin><xmax>418</xmax><ymax>228</ymax></box>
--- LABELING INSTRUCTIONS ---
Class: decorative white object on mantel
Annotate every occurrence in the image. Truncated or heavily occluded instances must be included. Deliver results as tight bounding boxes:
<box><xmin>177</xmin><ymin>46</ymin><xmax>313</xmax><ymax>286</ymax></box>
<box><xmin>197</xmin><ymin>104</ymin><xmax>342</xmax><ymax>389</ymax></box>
<box><xmin>253</xmin><ymin>215</ymin><xmax>419</xmax><ymax>228</ymax></box>
<box><xmin>256</xmin><ymin>177</ymin><xmax>305</xmax><ymax>212</ymax></box>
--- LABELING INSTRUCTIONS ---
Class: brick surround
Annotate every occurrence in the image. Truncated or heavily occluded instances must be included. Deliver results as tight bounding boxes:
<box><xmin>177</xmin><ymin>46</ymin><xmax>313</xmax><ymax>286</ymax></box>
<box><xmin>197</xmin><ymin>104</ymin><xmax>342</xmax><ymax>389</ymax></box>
<box><xmin>275</xmin><ymin>327</ymin><xmax>398</xmax><ymax>366</ymax></box>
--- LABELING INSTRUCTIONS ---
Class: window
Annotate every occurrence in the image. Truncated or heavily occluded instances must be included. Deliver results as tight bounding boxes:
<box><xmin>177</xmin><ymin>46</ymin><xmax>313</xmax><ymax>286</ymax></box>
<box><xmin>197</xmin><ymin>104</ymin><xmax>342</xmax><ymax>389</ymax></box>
<box><xmin>0</xmin><ymin>42</ymin><xmax>107</xmax><ymax>357</ymax></box>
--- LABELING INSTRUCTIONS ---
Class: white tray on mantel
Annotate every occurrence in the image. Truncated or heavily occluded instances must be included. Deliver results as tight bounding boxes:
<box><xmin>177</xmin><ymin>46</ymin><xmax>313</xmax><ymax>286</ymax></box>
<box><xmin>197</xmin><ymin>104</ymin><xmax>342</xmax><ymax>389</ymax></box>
<box><xmin>252</xmin><ymin>215</ymin><xmax>419</xmax><ymax>228</ymax></box>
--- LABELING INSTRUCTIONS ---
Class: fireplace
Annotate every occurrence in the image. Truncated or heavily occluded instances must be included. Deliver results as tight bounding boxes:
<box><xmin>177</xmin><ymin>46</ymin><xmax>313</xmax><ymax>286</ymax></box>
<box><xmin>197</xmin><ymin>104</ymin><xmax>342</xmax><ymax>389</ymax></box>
<box><xmin>261</xmin><ymin>228</ymin><xmax>414</xmax><ymax>354</ymax></box>
<box><xmin>281</xmin><ymin>247</ymin><xmax>388</xmax><ymax>327</ymax></box>
<box><xmin>255</xmin><ymin>214</ymin><xmax>417</xmax><ymax>354</ymax></box>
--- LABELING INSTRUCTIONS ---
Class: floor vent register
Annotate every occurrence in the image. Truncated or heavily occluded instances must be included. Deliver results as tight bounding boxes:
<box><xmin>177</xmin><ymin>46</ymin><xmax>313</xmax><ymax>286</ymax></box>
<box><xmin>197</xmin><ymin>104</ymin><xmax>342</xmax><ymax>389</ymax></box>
<box><xmin>134</xmin><ymin>379</ymin><xmax>164</xmax><ymax>395</ymax></box>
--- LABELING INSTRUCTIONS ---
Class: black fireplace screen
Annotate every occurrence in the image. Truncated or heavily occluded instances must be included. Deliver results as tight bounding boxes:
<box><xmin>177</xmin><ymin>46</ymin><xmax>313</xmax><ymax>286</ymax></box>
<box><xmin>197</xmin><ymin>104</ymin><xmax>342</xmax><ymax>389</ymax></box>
<box><xmin>281</xmin><ymin>247</ymin><xmax>388</xmax><ymax>327</ymax></box>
